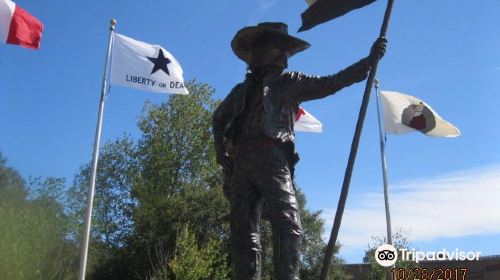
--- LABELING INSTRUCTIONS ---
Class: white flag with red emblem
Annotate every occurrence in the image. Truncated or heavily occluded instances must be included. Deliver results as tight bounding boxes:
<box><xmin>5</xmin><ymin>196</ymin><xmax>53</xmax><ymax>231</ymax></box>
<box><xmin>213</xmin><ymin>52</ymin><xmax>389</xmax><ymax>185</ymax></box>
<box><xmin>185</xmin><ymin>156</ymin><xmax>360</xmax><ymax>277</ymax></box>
<box><xmin>294</xmin><ymin>107</ymin><xmax>323</xmax><ymax>133</ymax></box>
<box><xmin>380</xmin><ymin>91</ymin><xmax>460</xmax><ymax>137</ymax></box>
<box><xmin>0</xmin><ymin>0</ymin><xmax>43</xmax><ymax>49</ymax></box>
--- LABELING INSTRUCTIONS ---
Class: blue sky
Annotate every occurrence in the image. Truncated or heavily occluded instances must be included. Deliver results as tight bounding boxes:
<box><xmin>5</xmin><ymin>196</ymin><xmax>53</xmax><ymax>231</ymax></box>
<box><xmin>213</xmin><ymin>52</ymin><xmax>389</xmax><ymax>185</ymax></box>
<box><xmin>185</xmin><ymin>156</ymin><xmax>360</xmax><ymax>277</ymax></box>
<box><xmin>1</xmin><ymin>0</ymin><xmax>500</xmax><ymax>263</ymax></box>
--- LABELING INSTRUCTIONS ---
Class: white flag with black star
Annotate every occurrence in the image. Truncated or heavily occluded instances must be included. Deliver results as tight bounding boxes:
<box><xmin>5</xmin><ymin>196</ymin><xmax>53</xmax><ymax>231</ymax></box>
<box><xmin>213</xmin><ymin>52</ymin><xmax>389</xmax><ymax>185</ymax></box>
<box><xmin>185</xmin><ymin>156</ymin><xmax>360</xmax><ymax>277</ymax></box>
<box><xmin>380</xmin><ymin>91</ymin><xmax>460</xmax><ymax>137</ymax></box>
<box><xmin>110</xmin><ymin>33</ymin><xmax>188</xmax><ymax>95</ymax></box>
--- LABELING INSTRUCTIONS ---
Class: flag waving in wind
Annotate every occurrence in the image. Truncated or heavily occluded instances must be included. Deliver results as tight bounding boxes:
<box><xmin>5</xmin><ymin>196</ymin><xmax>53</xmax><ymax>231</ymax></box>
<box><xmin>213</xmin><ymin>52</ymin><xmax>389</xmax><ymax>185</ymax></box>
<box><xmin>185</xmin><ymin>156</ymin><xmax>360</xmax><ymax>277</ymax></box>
<box><xmin>380</xmin><ymin>91</ymin><xmax>460</xmax><ymax>137</ymax></box>
<box><xmin>110</xmin><ymin>33</ymin><xmax>189</xmax><ymax>95</ymax></box>
<box><xmin>0</xmin><ymin>0</ymin><xmax>43</xmax><ymax>49</ymax></box>
<box><xmin>294</xmin><ymin>107</ymin><xmax>323</xmax><ymax>133</ymax></box>
<box><xmin>299</xmin><ymin>0</ymin><xmax>377</xmax><ymax>32</ymax></box>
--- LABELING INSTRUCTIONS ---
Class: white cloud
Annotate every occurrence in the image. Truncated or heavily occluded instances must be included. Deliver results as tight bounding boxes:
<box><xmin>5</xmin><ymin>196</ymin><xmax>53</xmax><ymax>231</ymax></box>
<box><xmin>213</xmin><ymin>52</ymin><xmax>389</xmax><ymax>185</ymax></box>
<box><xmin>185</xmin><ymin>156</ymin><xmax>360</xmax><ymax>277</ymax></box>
<box><xmin>321</xmin><ymin>165</ymin><xmax>500</xmax><ymax>251</ymax></box>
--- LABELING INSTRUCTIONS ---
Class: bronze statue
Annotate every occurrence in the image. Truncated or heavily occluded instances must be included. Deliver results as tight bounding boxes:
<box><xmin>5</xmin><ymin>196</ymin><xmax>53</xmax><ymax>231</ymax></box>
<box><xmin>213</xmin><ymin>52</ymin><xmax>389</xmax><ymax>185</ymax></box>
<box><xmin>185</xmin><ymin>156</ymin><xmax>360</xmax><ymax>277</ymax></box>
<box><xmin>213</xmin><ymin>22</ymin><xmax>386</xmax><ymax>280</ymax></box>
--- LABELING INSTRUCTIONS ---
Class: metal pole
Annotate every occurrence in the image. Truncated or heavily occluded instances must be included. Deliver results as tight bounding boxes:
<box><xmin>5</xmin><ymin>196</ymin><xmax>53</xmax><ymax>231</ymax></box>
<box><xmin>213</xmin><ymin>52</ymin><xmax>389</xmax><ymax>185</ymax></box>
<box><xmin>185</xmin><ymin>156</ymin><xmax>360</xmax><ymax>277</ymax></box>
<box><xmin>319</xmin><ymin>1</ymin><xmax>395</xmax><ymax>279</ymax></box>
<box><xmin>77</xmin><ymin>18</ymin><xmax>116</xmax><ymax>280</ymax></box>
<box><xmin>374</xmin><ymin>78</ymin><xmax>393</xmax><ymax>246</ymax></box>
<box><xmin>375</xmin><ymin>79</ymin><xmax>394</xmax><ymax>280</ymax></box>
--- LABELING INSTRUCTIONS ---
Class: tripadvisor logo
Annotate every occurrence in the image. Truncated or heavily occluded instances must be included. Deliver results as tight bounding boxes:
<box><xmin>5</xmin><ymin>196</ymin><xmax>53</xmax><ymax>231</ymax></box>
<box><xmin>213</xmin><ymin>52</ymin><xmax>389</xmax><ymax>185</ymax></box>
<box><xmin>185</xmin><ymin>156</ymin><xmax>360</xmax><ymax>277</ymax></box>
<box><xmin>375</xmin><ymin>244</ymin><xmax>398</xmax><ymax>267</ymax></box>
<box><xmin>374</xmin><ymin>244</ymin><xmax>482</xmax><ymax>267</ymax></box>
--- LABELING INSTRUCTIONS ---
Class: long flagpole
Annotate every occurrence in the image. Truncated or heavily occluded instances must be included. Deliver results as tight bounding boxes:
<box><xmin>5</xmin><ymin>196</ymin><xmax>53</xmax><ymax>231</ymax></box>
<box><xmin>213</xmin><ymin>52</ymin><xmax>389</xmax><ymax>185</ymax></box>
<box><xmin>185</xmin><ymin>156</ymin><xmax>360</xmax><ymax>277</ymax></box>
<box><xmin>375</xmin><ymin>79</ymin><xmax>394</xmax><ymax>280</ymax></box>
<box><xmin>77</xmin><ymin>18</ymin><xmax>116</xmax><ymax>280</ymax></box>
<box><xmin>374</xmin><ymin>78</ymin><xmax>393</xmax><ymax>246</ymax></box>
<box><xmin>319</xmin><ymin>1</ymin><xmax>395</xmax><ymax>279</ymax></box>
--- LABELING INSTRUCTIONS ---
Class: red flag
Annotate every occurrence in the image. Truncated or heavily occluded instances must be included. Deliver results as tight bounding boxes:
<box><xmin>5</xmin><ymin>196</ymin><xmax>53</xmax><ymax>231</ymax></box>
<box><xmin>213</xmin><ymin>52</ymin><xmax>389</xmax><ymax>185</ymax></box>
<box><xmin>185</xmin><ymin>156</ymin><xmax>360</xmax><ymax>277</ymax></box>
<box><xmin>0</xmin><ymin>0</ymin><xmax>43</xmax><ymax>49</ymax></box>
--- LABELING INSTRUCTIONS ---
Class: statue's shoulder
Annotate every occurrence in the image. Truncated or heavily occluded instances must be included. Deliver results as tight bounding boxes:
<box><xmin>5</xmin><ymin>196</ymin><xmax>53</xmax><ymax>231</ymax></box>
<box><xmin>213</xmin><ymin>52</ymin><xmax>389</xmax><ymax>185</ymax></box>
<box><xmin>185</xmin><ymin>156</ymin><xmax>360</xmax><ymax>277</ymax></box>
<box><xmin>219</xmin><ymin>81</ymin><xmax>246</xmax><ymax>109</ymax></box>
<box><xmin>225</xmin><ymin>81</ymin><xmax>246</xmax><ymax>100</ymax></box>
<box><xmin>230</xmin><ymin>81</ymin><xmax>246</xmax><ymax>94</ymax></box>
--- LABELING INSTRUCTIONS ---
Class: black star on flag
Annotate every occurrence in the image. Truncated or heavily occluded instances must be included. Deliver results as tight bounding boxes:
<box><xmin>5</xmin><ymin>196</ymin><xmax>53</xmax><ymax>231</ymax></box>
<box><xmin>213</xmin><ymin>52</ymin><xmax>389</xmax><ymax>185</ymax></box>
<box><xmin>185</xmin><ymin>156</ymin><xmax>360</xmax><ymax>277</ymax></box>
<box><xmin>147</xmin><ymin>49</ymin><xmax>171</xmax><ymax>75</ymax></box>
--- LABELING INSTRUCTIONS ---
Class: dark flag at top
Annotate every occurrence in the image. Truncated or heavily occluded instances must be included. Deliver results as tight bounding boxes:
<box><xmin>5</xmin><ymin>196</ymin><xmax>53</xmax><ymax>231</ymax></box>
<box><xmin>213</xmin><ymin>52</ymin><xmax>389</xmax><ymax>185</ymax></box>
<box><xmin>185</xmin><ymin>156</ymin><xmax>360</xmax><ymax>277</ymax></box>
<box><xmin>298</xmin><ymin>0</ymin><xmax>377</xmax><ymax>32</ymax></box>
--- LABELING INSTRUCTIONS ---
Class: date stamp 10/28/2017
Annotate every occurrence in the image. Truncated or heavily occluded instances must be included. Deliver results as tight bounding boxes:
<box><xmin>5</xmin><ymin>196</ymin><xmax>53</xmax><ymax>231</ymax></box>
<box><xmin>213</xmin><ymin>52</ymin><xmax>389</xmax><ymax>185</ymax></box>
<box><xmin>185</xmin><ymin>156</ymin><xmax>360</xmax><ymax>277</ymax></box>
<box><xmin>391</xmin><ymin>267</ymin><xmax>468</xmax><ymax>280</ymax></box>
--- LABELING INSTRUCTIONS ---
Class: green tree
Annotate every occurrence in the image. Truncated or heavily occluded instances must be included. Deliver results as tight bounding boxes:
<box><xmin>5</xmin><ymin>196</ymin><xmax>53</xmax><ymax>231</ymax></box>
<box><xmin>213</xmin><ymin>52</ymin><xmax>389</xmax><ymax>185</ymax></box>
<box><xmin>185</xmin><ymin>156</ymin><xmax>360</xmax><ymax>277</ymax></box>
<box><xmin>0</xmin><ymin>153</ymin><xmax>79</xmax><ymax>279</ymax></box>
<box><xmin>125</xmin><ymin>81</ymin><xmax>228</xmax><ymax>279</ymax></box>
<box><xmin>161</xmin><ymin>225</ymin><xmax>230</xmax><ymax>280</ymax></box>
<box><xmin>67</xmin><ymin>82</ymin><xmax>228</xmax><ymax>279</ymax></box>
<box><xmin>0</xmin><ymin>151</ymin><xmax>27</xmax><ymax>201</ymax></box>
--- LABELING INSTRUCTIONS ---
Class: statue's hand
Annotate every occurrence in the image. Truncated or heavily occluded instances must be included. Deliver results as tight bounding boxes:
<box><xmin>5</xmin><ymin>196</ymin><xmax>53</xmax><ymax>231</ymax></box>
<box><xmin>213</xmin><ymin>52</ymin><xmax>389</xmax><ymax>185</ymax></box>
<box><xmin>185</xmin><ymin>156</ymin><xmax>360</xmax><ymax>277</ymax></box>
<box><xmin>369</xmin><ymin>37</ymin><xmax>387</xmax><ymax>64</ymax></box>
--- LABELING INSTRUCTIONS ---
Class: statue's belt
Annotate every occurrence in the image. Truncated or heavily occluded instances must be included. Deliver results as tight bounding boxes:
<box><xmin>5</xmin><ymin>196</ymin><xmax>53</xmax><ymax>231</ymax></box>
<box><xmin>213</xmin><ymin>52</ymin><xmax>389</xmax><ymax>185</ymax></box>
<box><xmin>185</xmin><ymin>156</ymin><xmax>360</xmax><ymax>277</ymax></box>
<box><xmin>230</xmin><ymin>137</ymin><xmax>281</xmax><ymax>156</ymax></box>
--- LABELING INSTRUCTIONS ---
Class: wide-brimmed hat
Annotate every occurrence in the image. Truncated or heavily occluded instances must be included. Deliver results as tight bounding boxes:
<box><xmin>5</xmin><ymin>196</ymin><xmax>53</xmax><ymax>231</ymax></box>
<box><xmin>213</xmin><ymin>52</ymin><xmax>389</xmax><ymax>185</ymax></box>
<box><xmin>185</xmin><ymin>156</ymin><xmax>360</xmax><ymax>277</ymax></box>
<box><xmin>231</xmin><ymin>22</ymin><xmax>310</xmax><ymax>64</ymax></box>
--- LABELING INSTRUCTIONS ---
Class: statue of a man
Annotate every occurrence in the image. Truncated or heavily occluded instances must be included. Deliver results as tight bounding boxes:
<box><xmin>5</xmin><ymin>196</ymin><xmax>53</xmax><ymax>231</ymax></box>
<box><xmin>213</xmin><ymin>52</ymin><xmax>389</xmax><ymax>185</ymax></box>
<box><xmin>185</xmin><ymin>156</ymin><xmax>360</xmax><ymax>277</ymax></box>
<box><xmin>213</xmin><ymin>22</ymin><xmax>386</xmax><ymax>280</ymax></box>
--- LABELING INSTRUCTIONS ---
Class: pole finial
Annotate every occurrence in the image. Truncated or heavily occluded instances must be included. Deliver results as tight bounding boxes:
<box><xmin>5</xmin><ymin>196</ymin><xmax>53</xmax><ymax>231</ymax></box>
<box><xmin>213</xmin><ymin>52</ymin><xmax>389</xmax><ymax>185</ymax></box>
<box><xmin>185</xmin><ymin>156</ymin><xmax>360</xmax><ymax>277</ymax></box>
<box><xmin>374</xmin><ymin>78</ymin><xmax>380</xmax><ymax>89</ymax></box>
<box><xmin>110</xmin><ymin>19</ymin><xmax>117</xmax><ymax>30</ymax></box>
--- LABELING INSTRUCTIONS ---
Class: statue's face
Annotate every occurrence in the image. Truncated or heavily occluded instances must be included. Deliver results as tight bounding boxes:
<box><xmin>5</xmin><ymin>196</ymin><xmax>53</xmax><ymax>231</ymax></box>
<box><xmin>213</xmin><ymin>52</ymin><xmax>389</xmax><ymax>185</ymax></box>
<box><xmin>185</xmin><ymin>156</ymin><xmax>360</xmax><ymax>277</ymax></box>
<box><xmin>250</xmin><ymin>46</ymin><xmax>288</xmax><ymax>70</ymax></box>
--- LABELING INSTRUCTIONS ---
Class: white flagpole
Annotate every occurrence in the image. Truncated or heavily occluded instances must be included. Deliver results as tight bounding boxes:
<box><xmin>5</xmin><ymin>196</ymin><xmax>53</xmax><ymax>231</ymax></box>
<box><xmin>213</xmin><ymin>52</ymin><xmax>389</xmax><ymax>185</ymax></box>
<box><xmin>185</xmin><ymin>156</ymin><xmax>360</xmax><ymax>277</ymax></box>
<box><xmin>77</xmin><ymin>18</ymin><xmax>116</xmax><ymax>280</ymax></box>
<box><xmin>374</xmin><ymin>78</ymin><xmax>393</xmax><ymax>246</ymax></box>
